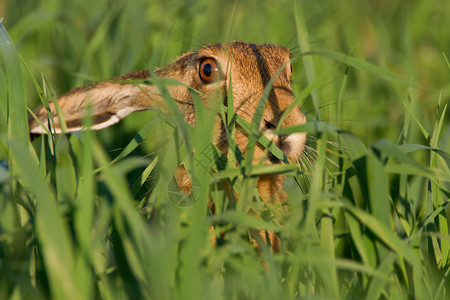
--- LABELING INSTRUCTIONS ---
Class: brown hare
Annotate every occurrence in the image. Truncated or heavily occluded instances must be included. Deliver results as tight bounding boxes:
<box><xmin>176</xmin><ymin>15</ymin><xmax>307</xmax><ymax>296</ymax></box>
<box><xmin>29</xmin><ymin>41</ymin><xmax>307</xmax><ymax>252</ymax></box>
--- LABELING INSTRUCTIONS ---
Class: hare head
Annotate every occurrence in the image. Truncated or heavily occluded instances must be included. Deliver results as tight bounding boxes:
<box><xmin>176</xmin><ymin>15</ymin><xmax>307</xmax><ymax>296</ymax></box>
<box><xmin>29</xmin><ymin>41</ymin><xmax>307</xmax><ymax>203</ymax></box>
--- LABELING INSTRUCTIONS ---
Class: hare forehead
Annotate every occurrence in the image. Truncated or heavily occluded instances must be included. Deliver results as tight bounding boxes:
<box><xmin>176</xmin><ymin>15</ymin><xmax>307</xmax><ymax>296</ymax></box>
<box><xmin>197</xmin><ymin>42</ymin><xmax>290</xmax><ymax>72</ymax></box>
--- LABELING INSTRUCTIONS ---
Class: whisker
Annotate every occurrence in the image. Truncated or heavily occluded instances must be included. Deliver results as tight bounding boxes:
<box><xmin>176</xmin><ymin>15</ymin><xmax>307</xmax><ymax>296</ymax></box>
<box><xmin>307</xmin><ymin>135</ymin><xmax>349</xmax><ymax>154</ymax></box>
<box><xmin>300</xmin><ymin>96</ymin><xmax>312</xmax><ymax>110</ymax></box>
<box><xmin>160</xmin><ymin>38</ymin><xmax>204</xmax><ymax>50</ymax></box>
<box><xmin>285</xmin><ymin>34</ymin><xmax>298</xmax><ymax>49</ymax></box>
<box><xmin>298</xmin><ymin>161</ymin><xmax>311</xmax><ymax>190</ymax></box>
<box><xmin>300</xmin><ymin>153</ymin><xmax>314</xmax><ymax>185</ymax></box>
<box><xmin>290</xmin><ymin>79</ymin><xmax>308</xmax><ymax>85</ymax></box>
<box><xmin>167</xmin><ymin>16</ymin><xmax>204</xmax><ymax>48</ymax></box>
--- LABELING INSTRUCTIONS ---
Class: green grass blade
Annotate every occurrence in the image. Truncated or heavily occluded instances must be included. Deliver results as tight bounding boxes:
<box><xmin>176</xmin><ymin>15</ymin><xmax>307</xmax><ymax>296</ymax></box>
<box><xmin>293</xmin><ymin>0</ymin><xmax>320</xmax><ymax>119</ymax></box>
<box><xmin>55</xmin><ymin>135</ymin><xmax>77</xmax><ymax>202</ymax></box>
<box><xmin>9</xmin><ymin>140</ymin><xmax>88</xmax><ymax>300</ymax></box>
<box><xmin>0</xmin><ymin>20</ymin><xmax>28</xmax><ymax>144</ymax></box>
<box><xmin>366</xmin><ymin>253</ymin><xmax>396</xmax><ymax>300</ymax></box>
<box><xmin>319</xmin><ymin>212</ymin><xmax>339</xmax><ymax>297</ymax></box>
<box><xmin>131</xmin><ymin>156</ymin><xmax>158</xmax><ymax>199</ymax></box>
<box><xmin>341</xmin><ymin>203</ymin><xmax>421</xmax><ymax>267</ymax></box>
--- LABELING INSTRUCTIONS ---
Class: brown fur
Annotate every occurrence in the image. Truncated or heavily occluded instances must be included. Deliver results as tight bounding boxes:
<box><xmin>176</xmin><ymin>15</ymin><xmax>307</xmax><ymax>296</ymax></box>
<box><xmin>29</xmin><ymin>42</ymin><xmax>307</xmax><ymax>252</ymax></box>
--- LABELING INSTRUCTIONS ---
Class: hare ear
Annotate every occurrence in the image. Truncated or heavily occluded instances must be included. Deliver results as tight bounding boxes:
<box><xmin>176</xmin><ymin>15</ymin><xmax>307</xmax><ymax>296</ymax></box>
<box><xmin>29</xmin><ymin>71</ymin><xmax>160</xmax><ymax>134</ymax></box>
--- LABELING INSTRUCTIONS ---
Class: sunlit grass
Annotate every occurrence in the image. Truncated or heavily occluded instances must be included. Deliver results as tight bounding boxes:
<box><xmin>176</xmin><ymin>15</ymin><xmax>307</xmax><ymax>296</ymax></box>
<box><xmin>1</xmin><ymin>0</ymin><xmax>449</xmax><ymax>299</ymax></box>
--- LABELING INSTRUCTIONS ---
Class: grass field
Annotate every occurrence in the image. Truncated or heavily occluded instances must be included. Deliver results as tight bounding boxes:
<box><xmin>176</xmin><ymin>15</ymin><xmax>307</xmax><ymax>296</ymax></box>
<box><xmin>1</xmin><ymin>0</ymin><xmax>449</xmax><ymax>299</ymax></box>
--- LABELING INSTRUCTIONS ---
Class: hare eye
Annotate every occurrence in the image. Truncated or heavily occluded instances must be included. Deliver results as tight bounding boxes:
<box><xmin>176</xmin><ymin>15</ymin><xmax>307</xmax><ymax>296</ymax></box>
<box><xmin>199</xmin><ymin>58</ymin><xmax>219</xmax><ymax>83</ymax></box>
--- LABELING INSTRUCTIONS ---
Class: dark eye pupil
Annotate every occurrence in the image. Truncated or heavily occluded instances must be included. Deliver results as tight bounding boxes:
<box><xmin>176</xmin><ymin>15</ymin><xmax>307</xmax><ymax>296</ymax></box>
<box><xmin>203</xmin><ymin>64</ymin><xmax>212</xmax><ymax>77</ymax></box>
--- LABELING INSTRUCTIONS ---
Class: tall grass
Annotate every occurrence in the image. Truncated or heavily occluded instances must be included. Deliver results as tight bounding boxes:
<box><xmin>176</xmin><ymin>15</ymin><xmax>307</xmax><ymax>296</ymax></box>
<box><xmin>1</xmin><ymin>0</ymin><xmax>449</xmax><ymax>299</ymax></box>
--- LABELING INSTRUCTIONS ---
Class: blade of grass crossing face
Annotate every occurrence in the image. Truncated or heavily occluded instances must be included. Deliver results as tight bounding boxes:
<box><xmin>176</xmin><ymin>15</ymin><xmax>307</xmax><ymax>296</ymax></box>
<box><xmin>275</xmin><ymin>121</ymin><xmax>342</xmax><ymax>136</ymax></box>
<box><xmin>238</xmin><ymin>63</ymin><xmax>287</xmax><ymax>210</ymax></box>
<box><xmin>277</xmin><ymin>75</ymin><xmax>331</xmax><ymax>132</ymax></box>
<box><xmin>267</xmin><ymin>76</ymin><xmax>332</xmax><ymax>164</ymax></box>
<box><xmin>236</xmin><ymin>115</ymin><xmax>287</xmax><ymax>162</ymax></box>
<box><xmin>227</xmin><ymin>58</ymin><xmax>239</xmax><ymax>165</ymax></box>
<box><xmin>245</xmin><ymin>62</ymin><xmax>287</xmax><ymax>172</ymax></box>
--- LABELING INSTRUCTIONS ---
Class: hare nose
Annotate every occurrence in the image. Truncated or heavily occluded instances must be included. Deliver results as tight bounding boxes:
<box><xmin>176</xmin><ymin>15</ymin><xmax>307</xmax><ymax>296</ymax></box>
<box><xmin>276</xmin><ymin>135</ymin><xmax>290</xmax><ymax>152</ymax></box>
<box><xmin>263</xmin><ymin>119</ymin><xmax>277</xmax><ymax>130</ymax></box>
